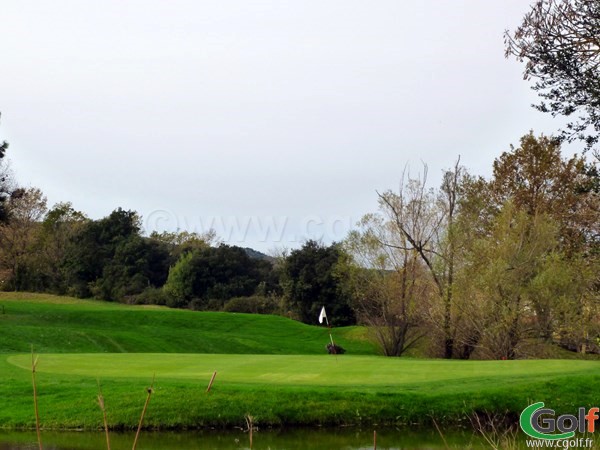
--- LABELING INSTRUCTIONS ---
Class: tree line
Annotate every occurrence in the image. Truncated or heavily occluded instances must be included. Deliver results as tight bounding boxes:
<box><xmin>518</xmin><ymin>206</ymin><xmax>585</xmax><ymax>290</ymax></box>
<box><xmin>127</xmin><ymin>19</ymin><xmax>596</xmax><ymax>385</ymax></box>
<box><xmin>0</xmin><ymin>151</ymin><xmax>356</xmax><ymax>326</ymax></box>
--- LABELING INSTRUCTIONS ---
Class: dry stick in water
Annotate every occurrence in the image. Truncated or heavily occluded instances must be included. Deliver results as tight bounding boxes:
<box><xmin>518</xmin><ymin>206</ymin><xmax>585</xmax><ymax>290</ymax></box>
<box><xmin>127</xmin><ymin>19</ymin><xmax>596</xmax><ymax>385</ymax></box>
<box><xmin>245</xmin><ymin>415</ymin><xmax>254</xmax><ymax>449</ymax></box>
<box><xmin>132</xmin><ymin>374</ymin><xmax>155</xmax><ymax>450</ymax></box>
<box><xmin>31</xmin><ymin>346</ymin><xmax>42</xmax><ymax>450</ymax></box>
<box><xmin>206</xmin><ymin>371</ymin><xmax>217</xmax><ymax>393</ymax></box>
<box><xmin>373</xmin><ymin>430</ymin><xmax>377</xmax><ymax>450</ymax></box>
<box><xmin>432</xmin><ymin>418</ymin><xmax>451</xmax><ymax>450</ymax></box>
<box><xmin>97</xmin><ymin>380</ymin><xmax>111</xmax><ymax>450</ymax></box>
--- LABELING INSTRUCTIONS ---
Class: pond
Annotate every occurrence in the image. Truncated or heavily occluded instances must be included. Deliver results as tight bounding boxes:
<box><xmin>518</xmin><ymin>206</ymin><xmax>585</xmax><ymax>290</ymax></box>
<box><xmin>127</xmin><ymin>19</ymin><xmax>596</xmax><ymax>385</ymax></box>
<box><xmin>0</xmin><ymin>427</ymin><xmax>496</xmax><ymax>449</ymax></box>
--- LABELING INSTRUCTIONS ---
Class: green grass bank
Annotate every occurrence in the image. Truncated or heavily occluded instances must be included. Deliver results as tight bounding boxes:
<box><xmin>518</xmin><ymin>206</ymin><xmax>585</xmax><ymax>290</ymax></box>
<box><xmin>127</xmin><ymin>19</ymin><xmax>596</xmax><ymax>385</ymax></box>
<box><xmin>0</xmin><ymin>292</ymin><xmax>374</xmax><ymax>355</ymax></box>
<box><xmin>1</xmin><ymin>293</ymin><xmax>599</xmax><ymax>430</ymax></box>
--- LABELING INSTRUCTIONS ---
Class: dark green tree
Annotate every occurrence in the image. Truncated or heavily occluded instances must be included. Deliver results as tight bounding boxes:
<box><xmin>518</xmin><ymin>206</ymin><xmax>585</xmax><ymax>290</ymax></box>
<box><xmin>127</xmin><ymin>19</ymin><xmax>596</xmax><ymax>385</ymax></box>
<box><xmin>64</xmin><ymin>208</ymin><xmax>170</xmax><ymax>300</ymax></box>
<box><xmin>283</xmin><ymin>240</ymin><xmax>355</xmax><ymax>326</ymax></box>
<box><xmin>163</xmin><ymin>244</ymin><xmax>272</xmax><ymax>308</ymax></box>
<box><xmin>94</xmin><ymin>235</ymin><xmax>170</xmax><ymax>301</ymax></box>
<box><xmin>64</xmin><ymin>209</ymin><xmax>137</xmax><ymax>295</ymax></box>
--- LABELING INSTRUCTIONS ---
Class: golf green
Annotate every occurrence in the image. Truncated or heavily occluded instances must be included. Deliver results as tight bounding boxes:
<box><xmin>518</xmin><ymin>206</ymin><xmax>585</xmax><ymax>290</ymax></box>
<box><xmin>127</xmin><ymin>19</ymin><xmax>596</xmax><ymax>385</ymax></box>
<box><xmin>7</xmin><ymin>353</ymin><xmax>600</xmax><ymax>391</ymax></box>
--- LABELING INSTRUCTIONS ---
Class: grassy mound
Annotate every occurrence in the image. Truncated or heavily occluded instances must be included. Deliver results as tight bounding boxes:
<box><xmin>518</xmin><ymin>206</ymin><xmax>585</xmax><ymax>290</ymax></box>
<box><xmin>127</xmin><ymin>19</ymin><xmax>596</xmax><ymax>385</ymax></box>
<box><xmin>0</xmin><ymin>293</ymin><xmax>375</xmax><ymax>355</ymax></box>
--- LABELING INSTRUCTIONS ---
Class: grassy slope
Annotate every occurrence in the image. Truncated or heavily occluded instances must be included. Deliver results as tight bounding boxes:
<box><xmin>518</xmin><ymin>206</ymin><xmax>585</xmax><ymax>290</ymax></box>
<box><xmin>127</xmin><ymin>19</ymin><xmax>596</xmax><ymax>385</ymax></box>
<box><xmin>1</xmin><ymin>293</ymin><xmax>600</xmax><ymax>430</ymax></box>
<box><xmin>0</xmin><ymin>293</ymin><xmax>375</xmax><ymax>354</ymax></box>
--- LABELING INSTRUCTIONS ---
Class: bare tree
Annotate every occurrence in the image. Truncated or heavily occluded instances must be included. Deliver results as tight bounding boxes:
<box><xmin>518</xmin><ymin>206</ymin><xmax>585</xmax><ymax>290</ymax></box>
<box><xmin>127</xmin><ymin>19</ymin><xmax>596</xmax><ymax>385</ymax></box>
<box><xmin>344</xmin><ymin>213</ymin><xmax>430</xmax><ymax>357</ymax></box>
<box><xmin>376</xmin><ymin>160</ymin><xmax>464</xmax><ymax>358</ymax></box>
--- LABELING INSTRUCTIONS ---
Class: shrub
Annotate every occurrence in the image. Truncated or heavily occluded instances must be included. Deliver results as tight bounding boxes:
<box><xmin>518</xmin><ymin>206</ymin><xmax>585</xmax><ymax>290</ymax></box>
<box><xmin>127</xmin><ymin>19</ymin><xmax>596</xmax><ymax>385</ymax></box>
<box><xmin>189</xmin><ymin>298</ymin><xmax>225</xmax><ymax>311</ymax></box>
<box><xmin>126</xmin><ymin>287</ymin><xmax>171</xmax><ymax>305</ymax></box>
<box><xmin>223</xmin><ymin>295</ymin><xmax>281</xmax><ymax>315</ymax></box>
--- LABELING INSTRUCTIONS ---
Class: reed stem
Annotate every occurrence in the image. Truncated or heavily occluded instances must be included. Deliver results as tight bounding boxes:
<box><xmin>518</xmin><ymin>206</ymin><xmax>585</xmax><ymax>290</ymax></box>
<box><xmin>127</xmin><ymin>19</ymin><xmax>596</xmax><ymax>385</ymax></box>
<box><xmin>31</xmin><ymin>346</ymin><xmax>42</xmax><ymax>450</ymax></box>
<box><xmin>206</xmin><ymin>371</ymin><xmax>217</xmax><ymax>393</ymax></box>
<box><xmin>97</xmin><ymin>380</ymin><xmax>111</xmax><ymax>450</ymax></box>
<box><xmin>132</xmin><ymin>374</ymin><xmax>155</xmax><ymax>450</ymax></box>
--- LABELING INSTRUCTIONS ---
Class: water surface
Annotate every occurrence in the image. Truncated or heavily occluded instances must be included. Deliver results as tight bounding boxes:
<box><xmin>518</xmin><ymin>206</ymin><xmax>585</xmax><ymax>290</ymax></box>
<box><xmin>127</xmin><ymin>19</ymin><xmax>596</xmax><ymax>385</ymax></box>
<box><xmin>0</xmin><ymin>428</ymin><xmax>490</xmax><ymax>449</ymax></box>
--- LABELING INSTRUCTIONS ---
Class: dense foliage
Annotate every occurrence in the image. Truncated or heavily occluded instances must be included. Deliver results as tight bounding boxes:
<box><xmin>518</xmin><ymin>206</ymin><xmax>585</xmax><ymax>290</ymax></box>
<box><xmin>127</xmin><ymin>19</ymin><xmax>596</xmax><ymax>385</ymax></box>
<box><xmin>282</xmin><ymin>240</ymin><xmax>355</xmax><ymax>326</ymax></box>
<box><xmin>346</xmin><ymin>133</ymin><xmax>599</xmax><ymax>359</ymax></box>
<box><xmin>163</xmin><ymin>244</ymin><xmax>274</xmax><ymax>309</ymax></box>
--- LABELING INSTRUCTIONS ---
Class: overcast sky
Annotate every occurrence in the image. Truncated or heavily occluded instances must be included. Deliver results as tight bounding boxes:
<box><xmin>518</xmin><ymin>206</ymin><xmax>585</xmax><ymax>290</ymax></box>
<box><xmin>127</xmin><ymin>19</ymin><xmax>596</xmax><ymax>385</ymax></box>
<box><xmin>1</xmin><ymin>1</ymin><xmax>576</xmax><ymax>252</ymax></box>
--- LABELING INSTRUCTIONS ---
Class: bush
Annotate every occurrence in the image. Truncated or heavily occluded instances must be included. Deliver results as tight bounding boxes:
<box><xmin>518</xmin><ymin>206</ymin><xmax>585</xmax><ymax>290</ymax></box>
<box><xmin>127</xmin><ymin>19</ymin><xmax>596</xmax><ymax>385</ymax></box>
<box><xmin>222</xmin><ymin>295</ymin><xmax>281</xmax><ymax>315</ymax></box>
<box><xmin>189</xmin><ymin>298</ymin><xmax>225</xmax><ymax>311</ymax></box>
<box><xmin>126</xmin><ymin>287</ymin><xmax>171</xmax><ymax>306</ymax></box>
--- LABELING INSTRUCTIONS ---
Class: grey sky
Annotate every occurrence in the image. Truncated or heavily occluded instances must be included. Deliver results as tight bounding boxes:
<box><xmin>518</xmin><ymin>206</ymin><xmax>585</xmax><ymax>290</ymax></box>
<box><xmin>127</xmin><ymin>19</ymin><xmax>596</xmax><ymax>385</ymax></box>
<box><xmin>1</xmin><ymin>1</ymin><xmax>573</xmax><ymax>252</ymax></box>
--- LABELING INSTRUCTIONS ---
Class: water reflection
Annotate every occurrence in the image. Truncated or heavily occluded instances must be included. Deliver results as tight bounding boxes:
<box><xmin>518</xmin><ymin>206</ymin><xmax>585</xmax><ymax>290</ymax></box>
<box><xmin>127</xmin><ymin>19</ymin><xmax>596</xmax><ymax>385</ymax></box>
<box><xmin>0</xmin><ymin>428</ymin><xmax>488</xmax><ymax>450</ymax></box>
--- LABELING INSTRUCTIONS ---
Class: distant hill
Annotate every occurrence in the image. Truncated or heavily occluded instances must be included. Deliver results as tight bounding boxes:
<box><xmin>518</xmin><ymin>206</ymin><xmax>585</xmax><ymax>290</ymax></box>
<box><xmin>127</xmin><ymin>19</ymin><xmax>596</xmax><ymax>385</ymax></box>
<box><xmin>243</xmin><ymin>247</ymin><xmax>275</xmax><ymax>263</ymax></box>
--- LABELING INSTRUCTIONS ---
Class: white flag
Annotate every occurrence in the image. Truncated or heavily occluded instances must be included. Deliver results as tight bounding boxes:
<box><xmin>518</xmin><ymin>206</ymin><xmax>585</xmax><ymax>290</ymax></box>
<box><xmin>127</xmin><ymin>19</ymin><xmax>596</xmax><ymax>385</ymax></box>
<box><xmin>318</xmin><ymin>306</ymin><xmax>327</xmax><ymax>324</ymax></box>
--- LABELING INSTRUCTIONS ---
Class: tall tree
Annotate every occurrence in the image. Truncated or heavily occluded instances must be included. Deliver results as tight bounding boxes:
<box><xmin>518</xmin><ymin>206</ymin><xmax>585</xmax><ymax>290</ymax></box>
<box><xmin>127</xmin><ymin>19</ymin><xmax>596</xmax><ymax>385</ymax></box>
<box><xmin>527</xmin><ymin>251</ymin><xmax>597</xmax><ymax>351</ymax></box>
<box><xmin>505</xmin><ymin>0</ymin><xmax>600</xmax><ymax>155</ymax></box>
<box><xmin>460</xmin><ymin>203</ymin><xmax>560</xmax><ymax>359</ymax></box>
<box><xmin>489</xmin><ymin>132</ymin><xmax>599</xmax><ymax>255</ymax></box>
<box><xmin>63</xmin><ymin>208</ymin><xmax>162</xmax><ymax>299</ymax></box>
<box><xmin>37</xmin><ymin>202</ymin><xmax>87</xmax><ymax>293</ymax></box>
<box><xmin>376</xmin><ymin>161</ymin><xmax>465</xmax><ymax>358</ymax></box>
<box><xmin>0</xmin><ymin>188</ymin><xmax>48</xmax><ymax>290</ymax></box>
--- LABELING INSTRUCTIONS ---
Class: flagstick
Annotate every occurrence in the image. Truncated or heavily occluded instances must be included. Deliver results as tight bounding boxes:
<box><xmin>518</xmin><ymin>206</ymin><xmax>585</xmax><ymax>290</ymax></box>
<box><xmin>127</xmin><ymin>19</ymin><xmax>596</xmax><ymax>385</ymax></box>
<box><xmin>324</xmin><ymin>315</ymin><xmax>338</xmax><ymax>362</ymax></box>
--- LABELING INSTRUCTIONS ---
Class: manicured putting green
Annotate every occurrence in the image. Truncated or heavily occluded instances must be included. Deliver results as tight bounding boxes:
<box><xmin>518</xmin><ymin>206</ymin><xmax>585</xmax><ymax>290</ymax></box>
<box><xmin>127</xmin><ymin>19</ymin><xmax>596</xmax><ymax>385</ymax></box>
<box><xmin>7</xmin><ymin>353</ymin><xmax>599</xmax><ymax>391</ymax></box>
